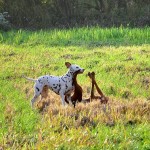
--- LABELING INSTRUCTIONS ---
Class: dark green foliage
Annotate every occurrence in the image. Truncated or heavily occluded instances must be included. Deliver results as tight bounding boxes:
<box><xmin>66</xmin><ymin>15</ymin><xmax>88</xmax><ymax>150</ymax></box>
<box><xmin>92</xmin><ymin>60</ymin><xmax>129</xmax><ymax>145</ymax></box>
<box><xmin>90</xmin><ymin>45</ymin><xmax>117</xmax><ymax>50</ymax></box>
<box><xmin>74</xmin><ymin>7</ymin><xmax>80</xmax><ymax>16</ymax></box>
<box><xmin>0</xmin><ymin>0</ymin><xmax>149</xmax><ymax>28</ymax></box>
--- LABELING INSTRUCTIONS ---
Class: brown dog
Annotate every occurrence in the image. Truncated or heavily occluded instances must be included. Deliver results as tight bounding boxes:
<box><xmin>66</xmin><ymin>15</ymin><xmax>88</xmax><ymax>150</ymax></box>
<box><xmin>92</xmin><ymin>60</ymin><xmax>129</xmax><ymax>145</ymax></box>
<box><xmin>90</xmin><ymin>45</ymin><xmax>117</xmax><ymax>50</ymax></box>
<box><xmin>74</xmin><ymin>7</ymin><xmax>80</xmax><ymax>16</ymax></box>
<box><xmin>88</xmin><ymin>72</ymin><xmax>108</xmax><ymax>104</ymax></box>
<box><xmin>65</xmin><ymin>70</ymin><xmax>83</xmax><ymax>107</ymax></box>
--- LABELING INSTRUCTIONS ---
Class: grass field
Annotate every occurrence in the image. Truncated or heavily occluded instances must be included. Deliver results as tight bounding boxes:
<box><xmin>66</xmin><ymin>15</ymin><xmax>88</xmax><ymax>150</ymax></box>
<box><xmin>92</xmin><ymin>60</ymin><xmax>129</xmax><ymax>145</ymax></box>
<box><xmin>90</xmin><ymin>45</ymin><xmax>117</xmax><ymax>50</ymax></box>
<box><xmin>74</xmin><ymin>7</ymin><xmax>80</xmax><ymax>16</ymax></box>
<box><xmin>0</xmin><ymin>27</ymin><xmax>150</xmax><ymax>149</ymax></box>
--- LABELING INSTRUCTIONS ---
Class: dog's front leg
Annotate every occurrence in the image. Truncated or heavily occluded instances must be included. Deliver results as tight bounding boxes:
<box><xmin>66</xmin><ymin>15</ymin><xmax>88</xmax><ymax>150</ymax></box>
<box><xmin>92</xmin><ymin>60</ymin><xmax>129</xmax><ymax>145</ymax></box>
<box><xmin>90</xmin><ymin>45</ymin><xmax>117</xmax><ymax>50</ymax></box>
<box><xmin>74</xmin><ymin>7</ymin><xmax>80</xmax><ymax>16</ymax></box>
<box><xmin>66</xmin><ymin>94</ymin><xmax>71</xmax><ymax>104</ymax></box>
<box><xmin>59</xmin><ymin>91</ymin><xmax>66</xmax><ymax>106</ymax></box>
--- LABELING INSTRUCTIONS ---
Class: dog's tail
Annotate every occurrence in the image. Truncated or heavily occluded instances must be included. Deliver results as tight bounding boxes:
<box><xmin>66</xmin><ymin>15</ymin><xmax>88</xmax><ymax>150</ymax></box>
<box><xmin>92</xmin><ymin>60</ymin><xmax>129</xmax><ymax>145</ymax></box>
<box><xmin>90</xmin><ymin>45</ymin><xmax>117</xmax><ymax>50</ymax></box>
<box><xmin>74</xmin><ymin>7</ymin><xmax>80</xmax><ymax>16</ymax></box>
<box><xmin>22</xmin><ymin>75</ymin><xmax>37</xmax><ymax>82</ymax></box>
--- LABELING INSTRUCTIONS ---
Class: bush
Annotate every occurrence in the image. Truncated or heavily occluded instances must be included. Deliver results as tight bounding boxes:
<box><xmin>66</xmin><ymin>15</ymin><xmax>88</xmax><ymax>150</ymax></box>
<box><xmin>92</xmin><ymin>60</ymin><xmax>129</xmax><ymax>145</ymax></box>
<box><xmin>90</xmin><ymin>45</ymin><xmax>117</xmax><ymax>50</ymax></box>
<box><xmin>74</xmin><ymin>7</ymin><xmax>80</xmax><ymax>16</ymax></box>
<box><xmin>0</xmin><ymin>12</ymin><xmax>11</xmax><ymax>30</ymax></box>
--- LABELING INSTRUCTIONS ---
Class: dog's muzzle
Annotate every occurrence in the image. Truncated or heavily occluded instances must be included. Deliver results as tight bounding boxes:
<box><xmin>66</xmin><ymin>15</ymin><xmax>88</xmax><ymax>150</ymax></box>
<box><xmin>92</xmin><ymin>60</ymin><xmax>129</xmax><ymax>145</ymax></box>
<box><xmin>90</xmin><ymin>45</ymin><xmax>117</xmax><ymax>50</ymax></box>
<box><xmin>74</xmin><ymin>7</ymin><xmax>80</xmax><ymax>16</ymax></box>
<box><xmin>80</xmin><ymin>69</ymin><xmax>85</xmax><ymax>73</ymax></box>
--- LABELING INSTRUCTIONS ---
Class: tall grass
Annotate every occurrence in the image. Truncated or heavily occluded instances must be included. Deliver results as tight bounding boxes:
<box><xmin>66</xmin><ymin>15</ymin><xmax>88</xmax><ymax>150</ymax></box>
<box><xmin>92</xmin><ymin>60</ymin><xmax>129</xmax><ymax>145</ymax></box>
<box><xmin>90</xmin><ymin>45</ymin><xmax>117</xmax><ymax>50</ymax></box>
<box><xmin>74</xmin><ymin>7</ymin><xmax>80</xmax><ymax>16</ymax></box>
<box><xmin>0</xmin><ymin>27</ymin><xmax>149</xmax><ymax>46</ymax></box>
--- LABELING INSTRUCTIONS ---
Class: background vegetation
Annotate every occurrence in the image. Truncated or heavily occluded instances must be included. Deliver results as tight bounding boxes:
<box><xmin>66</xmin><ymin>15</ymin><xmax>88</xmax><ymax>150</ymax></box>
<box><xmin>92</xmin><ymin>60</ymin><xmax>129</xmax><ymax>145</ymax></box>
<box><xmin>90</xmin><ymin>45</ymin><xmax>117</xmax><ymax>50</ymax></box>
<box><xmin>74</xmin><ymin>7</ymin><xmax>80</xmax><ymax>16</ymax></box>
<box><xmin>0</xmin><ymin>0</ymin><xmax>150</xmax><ymax>29</ymax></box>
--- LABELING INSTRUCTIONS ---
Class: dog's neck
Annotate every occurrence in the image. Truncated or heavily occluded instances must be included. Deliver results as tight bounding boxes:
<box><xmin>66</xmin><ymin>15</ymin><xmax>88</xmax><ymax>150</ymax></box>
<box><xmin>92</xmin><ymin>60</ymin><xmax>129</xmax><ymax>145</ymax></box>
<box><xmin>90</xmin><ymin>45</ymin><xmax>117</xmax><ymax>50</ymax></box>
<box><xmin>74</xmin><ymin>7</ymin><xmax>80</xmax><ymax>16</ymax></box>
<box><xmin>61</xmin><ymin>69</ymin><xmax>74</xmax><ymax>80</ymax></box>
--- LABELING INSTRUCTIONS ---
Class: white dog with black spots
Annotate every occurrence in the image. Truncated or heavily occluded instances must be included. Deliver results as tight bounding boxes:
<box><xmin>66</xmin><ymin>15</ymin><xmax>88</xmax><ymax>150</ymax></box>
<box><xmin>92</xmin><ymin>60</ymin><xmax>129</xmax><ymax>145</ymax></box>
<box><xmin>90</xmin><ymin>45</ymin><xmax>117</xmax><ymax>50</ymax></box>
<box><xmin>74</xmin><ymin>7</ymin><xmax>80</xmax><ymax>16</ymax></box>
<box><xmin>24</xmin><ymin>62</ymin><xmax>84</xmax><ymax>108</ymax></box>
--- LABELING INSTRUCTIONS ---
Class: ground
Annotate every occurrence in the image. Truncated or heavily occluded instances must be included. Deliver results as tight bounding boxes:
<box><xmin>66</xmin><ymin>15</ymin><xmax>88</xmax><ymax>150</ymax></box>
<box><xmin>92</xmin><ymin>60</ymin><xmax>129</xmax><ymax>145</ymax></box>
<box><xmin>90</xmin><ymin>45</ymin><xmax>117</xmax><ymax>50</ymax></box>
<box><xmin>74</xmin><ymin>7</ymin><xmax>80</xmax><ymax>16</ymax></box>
<box><xmin>0</xmin><ymin>27</ymin><xmax>150</xmax><ymax>149</ymax></box>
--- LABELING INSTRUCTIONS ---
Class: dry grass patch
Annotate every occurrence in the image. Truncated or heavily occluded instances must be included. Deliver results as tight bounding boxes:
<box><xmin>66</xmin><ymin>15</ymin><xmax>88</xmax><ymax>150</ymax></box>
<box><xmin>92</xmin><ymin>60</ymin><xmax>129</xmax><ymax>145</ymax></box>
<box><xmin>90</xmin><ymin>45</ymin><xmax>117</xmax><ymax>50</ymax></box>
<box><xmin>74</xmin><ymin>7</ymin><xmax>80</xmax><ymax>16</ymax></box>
<box><xmin>36</xmin><ymin>92</ymin><xmax>150</xmax><ymax>129</ymax></box>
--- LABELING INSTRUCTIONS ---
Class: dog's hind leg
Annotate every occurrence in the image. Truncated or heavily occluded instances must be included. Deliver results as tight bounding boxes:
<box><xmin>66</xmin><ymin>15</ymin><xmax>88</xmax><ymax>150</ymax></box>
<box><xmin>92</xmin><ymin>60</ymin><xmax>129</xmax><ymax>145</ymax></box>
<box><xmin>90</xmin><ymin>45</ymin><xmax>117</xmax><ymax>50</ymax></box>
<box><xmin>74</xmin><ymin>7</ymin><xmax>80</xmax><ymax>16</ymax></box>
<box><xmin>31</xmin><ymin>84</ymin><xmax>43</xmax><ymax>108</ymax></box>
<box><xmin>31</xmin><ymin>95</ymin><xmax>39</xmax><ymax>108</ymax></box>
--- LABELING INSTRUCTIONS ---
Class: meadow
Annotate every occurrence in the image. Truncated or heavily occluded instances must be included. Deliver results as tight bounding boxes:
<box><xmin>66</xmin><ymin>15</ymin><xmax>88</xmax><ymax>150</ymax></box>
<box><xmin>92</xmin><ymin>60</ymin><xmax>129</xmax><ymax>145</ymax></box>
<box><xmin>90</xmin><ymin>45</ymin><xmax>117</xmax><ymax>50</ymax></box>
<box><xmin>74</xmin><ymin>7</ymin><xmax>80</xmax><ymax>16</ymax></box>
<box><xmin>0</xmin><ymin>27</ymin><xmax>150</xmax><ymax>149</ymax></box>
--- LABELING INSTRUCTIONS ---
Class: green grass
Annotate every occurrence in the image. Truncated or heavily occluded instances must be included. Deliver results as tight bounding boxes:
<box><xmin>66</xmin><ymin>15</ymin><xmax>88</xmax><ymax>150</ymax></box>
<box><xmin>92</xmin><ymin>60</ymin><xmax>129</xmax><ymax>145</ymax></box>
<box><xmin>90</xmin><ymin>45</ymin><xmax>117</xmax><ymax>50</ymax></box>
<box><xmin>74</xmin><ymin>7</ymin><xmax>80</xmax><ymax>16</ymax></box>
<box><xmin>0</xmin><ymin>27</ymin><xmax>149</xmax><ymax>46</ymax></box>
<box><xmin>0</xmin><ymin>27</ymin><xmax>150</xmax><ymax>149</ymax></box>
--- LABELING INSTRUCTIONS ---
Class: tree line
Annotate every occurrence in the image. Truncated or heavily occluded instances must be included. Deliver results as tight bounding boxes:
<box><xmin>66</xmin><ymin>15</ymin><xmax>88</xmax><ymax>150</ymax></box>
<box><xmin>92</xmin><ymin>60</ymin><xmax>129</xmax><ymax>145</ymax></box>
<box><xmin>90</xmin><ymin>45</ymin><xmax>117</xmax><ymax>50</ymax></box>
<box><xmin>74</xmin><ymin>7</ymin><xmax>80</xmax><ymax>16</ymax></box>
<box><xmin>0</xmin><ymin>0</ymin><xmax>149</xmax><ymax>29</ymax></box>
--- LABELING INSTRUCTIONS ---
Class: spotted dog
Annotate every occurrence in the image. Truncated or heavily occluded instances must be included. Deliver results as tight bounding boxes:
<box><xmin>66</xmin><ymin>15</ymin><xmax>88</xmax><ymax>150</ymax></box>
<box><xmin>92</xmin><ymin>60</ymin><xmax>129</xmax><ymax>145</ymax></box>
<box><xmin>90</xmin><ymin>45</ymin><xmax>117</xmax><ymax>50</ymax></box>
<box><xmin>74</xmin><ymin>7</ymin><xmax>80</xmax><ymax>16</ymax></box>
<box><xmin>24</xmin><ymin>62</ymin><xmax>84</xmax><ymax>108</ymax></box>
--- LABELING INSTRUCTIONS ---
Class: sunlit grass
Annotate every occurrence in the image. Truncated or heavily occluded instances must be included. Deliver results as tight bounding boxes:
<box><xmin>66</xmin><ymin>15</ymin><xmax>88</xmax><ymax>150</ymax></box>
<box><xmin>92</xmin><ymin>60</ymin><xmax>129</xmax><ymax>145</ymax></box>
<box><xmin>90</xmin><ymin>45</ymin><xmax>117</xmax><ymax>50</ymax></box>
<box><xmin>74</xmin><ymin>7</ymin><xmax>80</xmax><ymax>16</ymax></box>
<box><xmin>0</xmin><ymin>27</ymin><xmax>149</xmax><ymax>46</ymax></box>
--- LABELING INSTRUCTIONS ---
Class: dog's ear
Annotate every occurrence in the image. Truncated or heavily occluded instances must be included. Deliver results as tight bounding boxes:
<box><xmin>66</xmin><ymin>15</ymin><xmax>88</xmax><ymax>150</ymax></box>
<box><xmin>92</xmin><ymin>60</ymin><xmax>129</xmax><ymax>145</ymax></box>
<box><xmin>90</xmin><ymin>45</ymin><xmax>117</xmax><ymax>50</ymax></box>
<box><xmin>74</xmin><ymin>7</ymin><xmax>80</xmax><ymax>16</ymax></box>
<box><xmin>87</xmin><ymin>72</ymin><xmax>91</xmax><ymax>76</ymax></box>
<box><xmin>91</xmin><ymin>72</ymin><xmax>95</xmax><ymax>75</ymax></box>
<box><xmin>65</xmin><ymin>62</ymin><xmax>71</xmax><ymax>68</ymax></box>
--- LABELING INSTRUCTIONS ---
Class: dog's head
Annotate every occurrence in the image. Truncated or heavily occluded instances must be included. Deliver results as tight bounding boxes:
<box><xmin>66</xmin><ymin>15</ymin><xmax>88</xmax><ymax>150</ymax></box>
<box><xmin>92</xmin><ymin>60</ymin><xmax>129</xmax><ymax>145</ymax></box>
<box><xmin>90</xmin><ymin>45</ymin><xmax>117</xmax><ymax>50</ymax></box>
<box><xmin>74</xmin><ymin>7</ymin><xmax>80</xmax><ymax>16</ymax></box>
<box><xmin>87</xmin><ymin>72</ymin><xmax>95</xmax><ymax>79</ymax></box>
<box><xmin>65</xmin><ymin>62</ymin><xmax>85</xmax><ymax>74</ymax></box>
